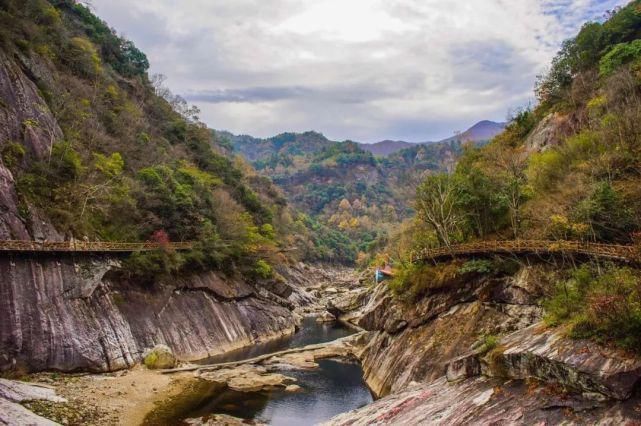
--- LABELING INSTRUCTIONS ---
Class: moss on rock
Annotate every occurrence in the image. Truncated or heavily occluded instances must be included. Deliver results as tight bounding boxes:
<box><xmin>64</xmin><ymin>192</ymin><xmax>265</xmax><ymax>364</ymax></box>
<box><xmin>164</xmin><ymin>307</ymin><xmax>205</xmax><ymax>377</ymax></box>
<box><xmin>143</xmin><ymin>345</ymin><xmax>176</xmax><ymax>369</ymax></box>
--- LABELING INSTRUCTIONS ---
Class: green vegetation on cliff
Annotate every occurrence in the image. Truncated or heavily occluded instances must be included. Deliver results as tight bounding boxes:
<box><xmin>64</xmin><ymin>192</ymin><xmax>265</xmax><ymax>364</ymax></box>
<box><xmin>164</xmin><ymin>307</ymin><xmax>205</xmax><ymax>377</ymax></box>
<box><xmin>0</xmin><ymin>0</ymin><xmax>333</xmax><ymax>278</ymax></box>
<box><xmin>387</xmin><ymin>0</ymin><xmax>641</xmax><ymax>352</ymax></box>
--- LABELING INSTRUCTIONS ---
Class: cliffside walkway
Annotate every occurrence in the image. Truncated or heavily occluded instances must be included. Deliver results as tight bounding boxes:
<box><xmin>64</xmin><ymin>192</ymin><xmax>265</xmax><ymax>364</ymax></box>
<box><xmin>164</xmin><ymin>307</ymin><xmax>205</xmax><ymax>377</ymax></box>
<box><xmin>0</xmin><ymin>240</ymin><xmax>193</xmax><ymax>253</ymax></box>
<box><xmin>415</xmin><ymin>240</ymin><xmax>639</xmax><ymax>264</ymax></box>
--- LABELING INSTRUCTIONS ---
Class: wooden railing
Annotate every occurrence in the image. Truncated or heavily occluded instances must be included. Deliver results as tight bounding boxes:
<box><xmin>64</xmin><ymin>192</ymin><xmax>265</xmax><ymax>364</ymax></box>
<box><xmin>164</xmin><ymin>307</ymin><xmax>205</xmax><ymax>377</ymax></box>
<box><xmin>0</xmin><ymin>240</ymin><xmax>194</xmax><ymax>253</ymax></box>
<box><xmin>415</xmin><ymin>240</ymin><xmax>639</xmax><ymax>263</ymax></box>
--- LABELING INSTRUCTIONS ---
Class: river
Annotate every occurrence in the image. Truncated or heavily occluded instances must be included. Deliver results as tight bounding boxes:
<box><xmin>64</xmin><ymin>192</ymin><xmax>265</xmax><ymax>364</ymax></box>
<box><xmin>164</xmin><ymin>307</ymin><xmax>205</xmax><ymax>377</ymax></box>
<box><xmin>145</xmin><ymin>317</ymin><xmax>373</xmax><ymax>425</ymax></box>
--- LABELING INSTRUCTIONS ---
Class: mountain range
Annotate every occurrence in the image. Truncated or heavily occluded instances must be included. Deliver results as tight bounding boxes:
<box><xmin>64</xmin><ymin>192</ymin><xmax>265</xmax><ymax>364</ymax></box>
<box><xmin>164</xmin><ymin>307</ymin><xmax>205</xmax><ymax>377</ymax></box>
<box><xmin>219</xmin><ymin>120</ymin><xmax>505</xmax><ymax>161</ymax></box>
<box><xmin>361</xmin><ymin>120</ymin><xmax>506</xmax><ymax>156</ymax></box>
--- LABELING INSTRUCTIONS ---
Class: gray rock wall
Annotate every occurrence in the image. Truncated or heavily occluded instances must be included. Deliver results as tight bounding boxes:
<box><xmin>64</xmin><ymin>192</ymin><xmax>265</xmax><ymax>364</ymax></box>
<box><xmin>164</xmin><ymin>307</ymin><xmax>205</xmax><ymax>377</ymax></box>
<box><xmin>0</xmin><ymin>255</ymin><xmax>296</xmax><ymax>372</ymax></box>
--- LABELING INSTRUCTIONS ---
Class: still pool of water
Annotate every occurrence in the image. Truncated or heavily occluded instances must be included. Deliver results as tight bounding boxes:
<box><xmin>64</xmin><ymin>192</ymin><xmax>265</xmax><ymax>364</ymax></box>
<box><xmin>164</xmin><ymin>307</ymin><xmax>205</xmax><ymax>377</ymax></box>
<box><xmin>196</xmin><ymin>316</ymin><xmax>357</xmax><ymax>365</ymax></box>
<box><xmin>146</xmin><ymin>318</ymin><xmax>373</xmax><ymax>425</ymax></box>
<box><xmin>186</xmin><ymin>359</ymin><xmax>373</xmax><ymax>425</ymax></box>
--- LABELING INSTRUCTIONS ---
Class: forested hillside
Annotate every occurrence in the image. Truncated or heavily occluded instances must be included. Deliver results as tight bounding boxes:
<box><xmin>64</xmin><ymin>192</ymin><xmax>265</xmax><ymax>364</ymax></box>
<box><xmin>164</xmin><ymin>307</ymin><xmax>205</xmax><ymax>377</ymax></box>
<box><xmin>0</xmin><ymin>0</ymin><xmax>339</xmax><ymax>278</ymax></box>
<box><xmin>223</xmin><ymin>122</ymin><xmax>503</xmax><ymax>264</ymax></box>
<box><xmin>389</xmin><ymin>0</ymin><xmax>641</xmax><ymax>351</ymax></box>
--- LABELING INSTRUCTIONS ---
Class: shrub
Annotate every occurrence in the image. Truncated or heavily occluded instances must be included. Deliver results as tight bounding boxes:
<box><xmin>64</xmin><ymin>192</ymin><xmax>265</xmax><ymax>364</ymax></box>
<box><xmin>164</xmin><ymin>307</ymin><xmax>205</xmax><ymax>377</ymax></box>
<box><xmin>600</xmin><ymin>39</ymin><xmax>641</xmax><ymax>76</ymax></box>
<box><xmin>389</xmin><ymin>263</ymin><xmax>460</xmax><ymax>302</ymax></box>
<box><xmin>1</xmin><ymin>142</ymin><xmax>26</xmax><ymax>170</ymax></box>
<box><xmin>573</xmin><ymin>182</ymin><xmax>635</xmax><ymax>242</ymax></box>
<box><xmin>121</xmin><ymin>250</ymin><xmax>184</xmax><ymax>284</ymax></box>
<box><xmin>480</xmin><ymin>334</ymin><xmax>499</xmax><ymax>353</ymax></box>
<box><xmin>253</xmin><ymin>259</ymin><xmax>273</xmax><ymax>279</ymax></box>
<box><xmin>458</xmin><ymin>259</ymin><xmax>493</xmax><ymax>275</ymax></box>
<box><xmin>544</xmin><ymin>265</ymin><xmax>641</xmax><ymax>352</ymax></box>
<box><xmin>66</xmin><ymin>36</ymin><xmax>101</xmax><ymax>78</ymax></box>
<box><xmin>50</xmin><ymin>141</ymin><xmax>83</xmax><ymax>180</ymax></box>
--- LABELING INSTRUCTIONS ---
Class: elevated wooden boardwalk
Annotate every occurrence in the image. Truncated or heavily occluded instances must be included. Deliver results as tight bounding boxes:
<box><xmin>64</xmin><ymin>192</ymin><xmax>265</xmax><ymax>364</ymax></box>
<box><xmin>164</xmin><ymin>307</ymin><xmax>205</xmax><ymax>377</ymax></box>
<box><xmin>0</xmin><ymin>240</ymin><xmax>193</xmax><ymax>253</ymax></box>
<box><xmin>416</xmin><ymin>240</ymin><xmax>639</xmax><ymax>264</ymax></box>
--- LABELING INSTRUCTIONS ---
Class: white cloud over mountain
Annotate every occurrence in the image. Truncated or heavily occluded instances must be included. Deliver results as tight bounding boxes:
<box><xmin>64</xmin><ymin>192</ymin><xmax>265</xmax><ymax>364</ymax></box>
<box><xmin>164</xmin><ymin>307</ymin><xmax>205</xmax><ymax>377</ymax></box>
<box><xmin>91</xmin><ymin>0</ymin><xmax>626</xmax><ymax>142</ymax></box>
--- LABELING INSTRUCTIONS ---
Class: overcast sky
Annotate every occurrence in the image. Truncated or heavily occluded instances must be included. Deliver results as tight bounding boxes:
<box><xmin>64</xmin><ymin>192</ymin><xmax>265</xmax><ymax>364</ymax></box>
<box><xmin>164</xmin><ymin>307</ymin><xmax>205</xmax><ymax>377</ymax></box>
<box><xmin>91</xmin><ymin>0</ymin><xmax>626</xmax><ymax>143</ymax></box>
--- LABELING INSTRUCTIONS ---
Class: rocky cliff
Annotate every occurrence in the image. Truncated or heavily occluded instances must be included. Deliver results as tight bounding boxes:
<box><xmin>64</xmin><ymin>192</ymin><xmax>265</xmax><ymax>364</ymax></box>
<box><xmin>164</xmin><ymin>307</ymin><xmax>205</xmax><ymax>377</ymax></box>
<box><xmin>0</xmin><ymin>2</ymin><xmax>325</xmax><ymax>376</ymax></box>
<box><xmin>328</xmin><ymin>264</ymin><xmax>641</xmax><ymax>424</ymax></box>
<box><xmin>0</xmin><ymin>255</ymin><xmax>321</xmax><ymax>373</ymax></box>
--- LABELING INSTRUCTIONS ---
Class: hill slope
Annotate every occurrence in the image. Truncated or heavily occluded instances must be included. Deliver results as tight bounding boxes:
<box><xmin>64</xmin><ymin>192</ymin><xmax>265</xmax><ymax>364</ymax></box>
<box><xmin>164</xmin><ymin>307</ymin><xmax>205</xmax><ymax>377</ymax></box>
<box><xmin>0</xmin><ymin>0</ymin><xmax>336</xmax><ymax>274</ymax></box>
<box><xmin>385</xmin><ymin>0</ymin><xmax>641</xmax><ymax>353</ymax></box>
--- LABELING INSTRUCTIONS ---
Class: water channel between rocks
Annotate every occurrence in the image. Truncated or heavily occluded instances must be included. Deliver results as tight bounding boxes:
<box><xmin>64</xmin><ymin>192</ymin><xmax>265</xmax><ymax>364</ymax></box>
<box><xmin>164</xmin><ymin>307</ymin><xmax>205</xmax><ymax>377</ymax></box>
<box><xmin>146</xmin><ymin>317</ymin><xmax>373</xmax><ymax>425</ymax></box>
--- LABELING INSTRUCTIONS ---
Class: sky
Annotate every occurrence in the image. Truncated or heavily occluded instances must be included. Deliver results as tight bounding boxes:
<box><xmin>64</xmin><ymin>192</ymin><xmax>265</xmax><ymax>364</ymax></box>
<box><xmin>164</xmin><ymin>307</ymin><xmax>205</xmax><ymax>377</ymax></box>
<box><xmin>90</xmin><ymin>0</ymin><xmax>627</xmax><ymax>143</ymax></box>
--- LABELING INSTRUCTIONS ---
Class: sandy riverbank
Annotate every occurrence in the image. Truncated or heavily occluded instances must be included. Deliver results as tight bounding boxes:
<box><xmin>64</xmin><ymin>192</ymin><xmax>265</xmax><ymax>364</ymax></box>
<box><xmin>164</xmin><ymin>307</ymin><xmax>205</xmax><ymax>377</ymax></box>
<box><xmin>24</xmin><ymin>366</ymin><xmax>195</xmax><ymax>425</ymax></box>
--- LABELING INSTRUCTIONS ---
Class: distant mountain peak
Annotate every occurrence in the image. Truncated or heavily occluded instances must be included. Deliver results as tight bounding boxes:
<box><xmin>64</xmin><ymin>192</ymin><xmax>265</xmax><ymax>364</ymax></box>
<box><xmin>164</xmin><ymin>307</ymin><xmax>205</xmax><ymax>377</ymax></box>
<box><xmin>223</xmin><ymin>119</ymin><xmax>505</xmax><ymax>160</ymax></box>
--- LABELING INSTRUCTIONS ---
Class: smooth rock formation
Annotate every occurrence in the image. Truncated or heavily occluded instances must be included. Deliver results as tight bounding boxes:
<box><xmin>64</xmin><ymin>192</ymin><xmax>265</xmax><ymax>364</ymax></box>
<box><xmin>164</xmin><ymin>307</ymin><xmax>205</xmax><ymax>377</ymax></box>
<box><xmin>0</xmin><ymin>51</ymin><xmax>64</xmax><ymax>241</ymax></box>
<box><xmin>524</xmin><ymin>112</ymin><xmax>573</xmax><ymax>152</ymax></box>
<box><xmin>324</xmin><ymin>376</ymin><xmax>641</xmax><ymax>425</ymax></box>
<box><xmin>358</xmin><ymin>299</ymin><xmax>542</xmax><ymax>396</ymax></box>
<box><xmin>0</xmin><ymin>255</ymin><xmax>298</xmax><ymax>372</ymax></box>
<box><xmin>326</xmin><ymin>263</ymin><xmax>641</xmax><ymax>425</ymax></box>
<box><xmin>199</xmin><ymin>364</ymin><xmax>296</xmax><ymax>392</ymax></box>
<box><xmin>0</xmin><ymin>378</ymin><xmax>66</xmax><ymax>426</ymax></box>
<box><xmin>491</xmin><ymin>324</ymin><xmax>641</xmax><ymax>400</ymax></box>
<box><xmin>316</xmin><ymin>311</ymin><xmax>336</xmax><ymax>323</ymax></box>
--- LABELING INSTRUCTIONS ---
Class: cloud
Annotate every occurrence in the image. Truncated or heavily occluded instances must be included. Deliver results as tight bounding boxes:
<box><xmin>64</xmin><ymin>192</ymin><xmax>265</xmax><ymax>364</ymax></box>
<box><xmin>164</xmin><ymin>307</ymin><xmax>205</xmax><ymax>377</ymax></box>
<box><xmin>90</xmin><ymin>0</ymin><xmax>627</xmax><ymax>142</ymax></box>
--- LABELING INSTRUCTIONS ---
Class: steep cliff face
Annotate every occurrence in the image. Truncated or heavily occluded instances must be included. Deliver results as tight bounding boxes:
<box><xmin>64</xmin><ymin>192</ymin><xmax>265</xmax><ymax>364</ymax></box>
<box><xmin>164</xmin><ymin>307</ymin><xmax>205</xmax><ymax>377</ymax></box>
<box><xmin>0</xmin><ymin>2</ymin><xmax>327</xmax><ymax>376</ymax></box>
<box><xmin>0</xmin><ymin>255</ymin><xmax>305</xmax><ymax>372</ymax></box>
<box><xmin>351</xmin><ymin>267</ymin><xmax>544</xmax><ymax>397</ymax></box>
<box><xmin>328</xmin><ymin>265</ymin><xmax>641</xmax><ymax>424</ymax></box>
<box><xmin>0</xmin><ymin>50</ymin><xmax>62</xmax><ymax>240</ymax></box>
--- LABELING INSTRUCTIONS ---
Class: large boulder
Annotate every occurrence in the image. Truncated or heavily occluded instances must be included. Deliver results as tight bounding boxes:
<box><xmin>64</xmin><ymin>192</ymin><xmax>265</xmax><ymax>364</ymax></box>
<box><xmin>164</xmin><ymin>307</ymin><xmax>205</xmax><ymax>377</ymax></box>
<box><xmin>326</xmin><ymin>288</ymin><xmax>368</xmax><ymax>317</ymax></box>
<box><xmin>143</xmin><ymin>345</ymin><xmax>176</xmax><ymax>369</ymax></box>
<box><xmin>487</xmin><ymin>324</ymin><xmax>641</xmax><ymax>400</ymax></box>
<box><xmin>524</xmin><ymin>112</ymin><xmax>573</xmax><ymax>152</ymax></box>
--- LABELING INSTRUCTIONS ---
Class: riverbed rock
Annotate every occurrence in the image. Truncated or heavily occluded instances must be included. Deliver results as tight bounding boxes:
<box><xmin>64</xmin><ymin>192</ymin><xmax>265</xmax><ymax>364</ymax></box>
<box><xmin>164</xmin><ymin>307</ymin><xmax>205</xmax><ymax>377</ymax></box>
<box><xmin>185</xmin><ymin>414</ymin><xmax>266</xmax><ymax>426</ymax></box>
<box><xmin>326</xmin><ymin>288</ymin><xmax>368</xmax><ymax>318</ymax></box>
<box><xmin>266</xmin><ymin>352</ymin><xmax>318</xmax><ymax>370</ymax></box>
<box><xmin>285</xmin><ymin>384</ymin><xmax>302</xmax><ymax>392</ymax></box>
<box><xmin>487</xmin><ymin>324</ymin><xmax>641</xmax><ymax>400</ymax></box>
<box><xmin>199</xmin><ymin>364</ymin><xmax>296</xmax><ymax>392</ymax></box>
<box><xmin>143</xmin><ymin>345</ymin><xmax>176</xmax><ymax>369</ymax></box>
<box><xmin>0</xmin><ymin>399</ymin><xmax>59</xmax><ymax>426</ymax></box>
<box><xmin>324</xmin><ymin>375</ymin><xmax>641</xmax><ymax>425</ymax></box>
<box><xmin>0</xmin><ymin>378</ymin><xmax>66</xmax><ymax>403</ymax></box>
<box><xmin>0</xmin><ymin>378</ymin><xmax>66</xmax><ymax>426</ymax></box>
<box><xmin>316</xmin><ymin>311</ymin><xmax>336</xmax><ymax>323</ymax></box>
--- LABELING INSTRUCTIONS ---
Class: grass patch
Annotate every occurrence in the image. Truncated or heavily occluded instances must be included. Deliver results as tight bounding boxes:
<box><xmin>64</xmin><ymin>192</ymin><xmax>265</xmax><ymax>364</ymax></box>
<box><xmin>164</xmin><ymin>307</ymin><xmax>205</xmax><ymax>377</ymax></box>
<box><xmin>388</xmin><ymin>262</ymin><xmax>462</xmax><ymax>302</ymax></box>
<box><xmin>479</xmin><ymin>334</ymin><xmax>499</xmax><ymax>354</ymax></box>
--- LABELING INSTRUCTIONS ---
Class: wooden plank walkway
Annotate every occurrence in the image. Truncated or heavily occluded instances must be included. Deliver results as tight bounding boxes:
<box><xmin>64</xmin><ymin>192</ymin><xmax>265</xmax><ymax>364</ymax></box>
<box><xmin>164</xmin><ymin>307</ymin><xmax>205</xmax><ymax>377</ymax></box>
<box><xmin>416</xmin><ymin>240</ymin><xmax>639</xmax><ymax>264</ymax></box>
<box><xmin>0</xmin><ymin>240</ymin><xmax>193</xmax><ymax>253</ymax></box>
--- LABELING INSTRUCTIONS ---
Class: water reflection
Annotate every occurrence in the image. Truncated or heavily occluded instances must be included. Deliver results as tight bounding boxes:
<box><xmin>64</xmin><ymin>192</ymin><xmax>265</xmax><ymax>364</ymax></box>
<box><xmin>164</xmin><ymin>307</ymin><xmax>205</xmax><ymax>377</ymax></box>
<box><xmin>145</xmin><ymin>319</ymin><xmax>373</xmax><ymax>425</ymax></box>
<box><xmin>189</xmin><ymin>359</ymin><xmax>373</xmax><ymax>425</ymax></box>
<box><xmin>197</xmin><ymin>317</ymin><xmax>357</xmax><ymax>365</ymax></box>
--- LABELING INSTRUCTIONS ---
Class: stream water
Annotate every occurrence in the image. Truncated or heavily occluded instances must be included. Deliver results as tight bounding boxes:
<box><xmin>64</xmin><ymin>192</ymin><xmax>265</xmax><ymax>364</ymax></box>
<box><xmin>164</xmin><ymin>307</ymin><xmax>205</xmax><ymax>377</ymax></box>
<box><xmin>196</xmin><ymin>317</ymin><xmax>357</xmax><ymax>365</ymax></box>
<box><xmin>146</xmin><ymin>318</ymin><xmax>373</xmax><ymax>425</ymax></box>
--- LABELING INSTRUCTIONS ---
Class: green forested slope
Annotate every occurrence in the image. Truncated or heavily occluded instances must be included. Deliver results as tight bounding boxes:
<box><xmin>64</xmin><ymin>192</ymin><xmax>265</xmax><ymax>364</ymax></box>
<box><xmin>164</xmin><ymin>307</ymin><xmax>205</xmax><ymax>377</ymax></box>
<box><xmin>390</xmin><ymin>1</ymin><xmax>641</xmax><ymax>351</ymax></box>
<box><xmin>0</xmin><ymin>0</ymin><xmax>336</xmax><ymax>278</ymax></box>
